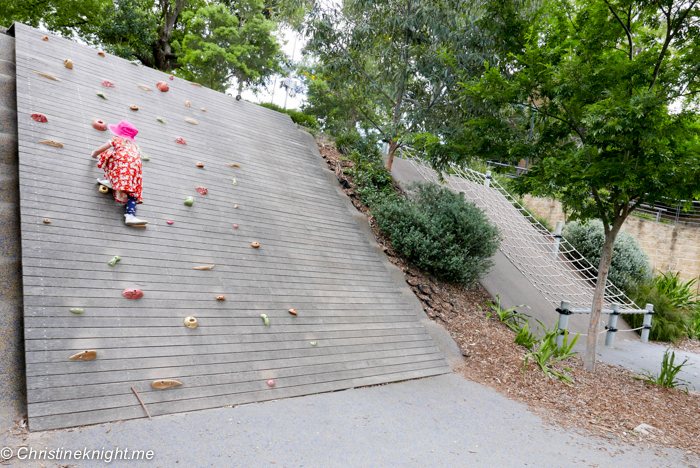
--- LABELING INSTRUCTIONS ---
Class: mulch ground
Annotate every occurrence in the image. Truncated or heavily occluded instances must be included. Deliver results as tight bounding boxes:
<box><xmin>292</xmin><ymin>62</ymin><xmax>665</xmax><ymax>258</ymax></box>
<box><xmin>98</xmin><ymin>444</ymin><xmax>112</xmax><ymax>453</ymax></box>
<box><xmin>318</xmin><ymin>142</ymin><xmax>700</xmax><ymax>461</ymax></box>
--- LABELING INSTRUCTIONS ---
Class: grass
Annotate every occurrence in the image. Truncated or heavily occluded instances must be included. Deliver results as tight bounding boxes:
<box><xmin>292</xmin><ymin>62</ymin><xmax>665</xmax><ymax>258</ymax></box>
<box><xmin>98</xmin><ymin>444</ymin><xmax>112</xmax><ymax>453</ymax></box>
<box><xmin>634</xmin><ymin>349</ymin><xmax>692</xmax><ymax>392</ymax></box>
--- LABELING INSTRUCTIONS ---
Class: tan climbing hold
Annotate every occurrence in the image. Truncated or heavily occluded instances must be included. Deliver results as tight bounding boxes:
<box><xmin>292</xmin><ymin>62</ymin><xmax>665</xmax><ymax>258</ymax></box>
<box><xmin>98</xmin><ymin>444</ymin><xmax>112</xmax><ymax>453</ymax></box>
<box><xmin>43</xmin><ymin>219</ymin><xmax>51</xmax><ymax>224</ymax></box>
<box><xmin>69</xmin><ymin>350</ymin><xmax>97</xmax><ymax>360</ymax></box>
<box><xmin>98</xmin><ymin>184</ymin><xmax>109</xmax><ymax>194</ymax></box>
<box><xmin>190</xmin><ymin>82</ymin><xmax>203</xmax><ymax>87</ymax></box>
<box><xmin>251</xmin><ymin>242</ymin><xmax>260</xmax><ymax>248</ymax></box>
<box><xmin>216</xmin><ymin>296</ymin><xmax>226</xmax><ymax>301</ymax></box>
<box><xmin>138</xmin><ymin>84</ymin><xmax>153</xmax><ymax>91</ymax></box>
<box><xmin>196</xmin><ymin>162</ymin><xmax>204</xmax><ymax>167</ymax></box>
<box><xmin>152</xmin><ymin>380</ymin><xmax>182</xmax><ymax>389</ymax></box>
<box><xmin>42</xmin><ymin>36</ymin><xmax>49</xmax><ymax>41</ymax></box>
<box><xmin>98</xmin><ymin>51</ymin><xmax>105</xmax><ymax>57</ymax></box>
<box><xmin>234</xmin><ymin>205</ymin><xmax>239</xmax><ymax>209</ymax></box>
<box><xmin>130</xmin><ymin>105</ymin><xmax>139</xmax><ymax>111</ymax></box>
<box><xmin>39</xmin><ymin>140</ymin><xmax>63</xmax><ymax>147</ymax></box>
<box><xmin>64</xmin><ymin>59</ymin><xmax>73</xmax><ymax>69</ymax></box>
<box><xmin>194</xmin><ymin>264</ymin><xmax>215</xmax><ymax>270</ymax></box>
<box><xmin>184</xmin><ymin>316</ymin><xmax>198</xmax><ymax>329</ymax></box>
<box><xmin>288</xmin><ymin>309</ymin><xmax>297</xmax><ymax>316</ymax></box>
<box><xmin>33</xmin><ymin>71</ymin><xmax>61</xmax><ymax>81</ymax></box>
<box><xmin>226</xmin><ymin>163</ymin><xmax>242</xmax><ymax>168</ymax></box>
<box><xmin>185</xmin><ymin>118</ymin><xmax>198</xmax><ymax>125</ymax></box>
<box><xmin>129</xmin><ymin>224</ymin><xmax>147</xmax><ymax>229</ymax></box>
<box><xmin>185</xmin><ymin>101</ymin><xmax>191</xmax><ymax>107</ymax></box>
<box><xmin>201</xmin><ymin>108</ymin><xmax>206</xmax><ymax>112</ymax></box>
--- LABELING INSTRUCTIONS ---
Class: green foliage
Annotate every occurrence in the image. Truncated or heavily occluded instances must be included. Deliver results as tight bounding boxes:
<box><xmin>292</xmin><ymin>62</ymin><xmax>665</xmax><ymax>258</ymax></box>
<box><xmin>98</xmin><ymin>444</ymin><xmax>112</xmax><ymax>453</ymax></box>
<box><xmin>373</xmin><ymin>183</ymin><xmax>501</xmax><ymax>286</ymax></box>
<box><xmin>176</xmin><ymin>0</ymin><xmax>282</xmax><ymax>92</ymax></box>
<box><xmin>627</xmin><ymin>272</ymin><xmax>700</xmax><ymax>343</ymax></box>
<box><xmin>523</xmin><ymin>327</ymin><xmax>579</xmax><ymax>383</ymax></box>
<box><xmin>634</xmin><ymin>349</ymin><xmax>691</xmax><ymax>392</ymax></box>
<box><xmin>88</xmin><ymin>0</ymin><xmax>159</xmax><ymax>62</ymax></box>
<box><xmin>514</xmin><ymin>323</ymin><xmax>539</xmax><ymax>350</ymax></box>
<box><xmin>334</xmin><ymin>131</ymin><xmax>362</xmax><ymax>156</ymax></box>
<box><xmin>346</xmin><ymin>146</ymin><xmax>397</xmax><ymax>208</ymax></box>
<box><xmin>258</xmin><ymin>102</ymin><xmax>318</xmax><ymax>129</ymax></box>
<box><xmin>485</xmin><ymin>294</ymin><xmax>531</xmax><ymax>332</ymax></box>
<box><xmin>0</xmin><ymin>0</ymin><xmax>108</xmax><ymax>32</ymax></box>
<box><xmin>303</xmin><ymin>0</ymin><xmax>491</xmax><ymax>162</ymax></box>
<box><xmin>563</xmin><ymin>220</ymin><xmax>652</xmax><ymax>293</ymax></box>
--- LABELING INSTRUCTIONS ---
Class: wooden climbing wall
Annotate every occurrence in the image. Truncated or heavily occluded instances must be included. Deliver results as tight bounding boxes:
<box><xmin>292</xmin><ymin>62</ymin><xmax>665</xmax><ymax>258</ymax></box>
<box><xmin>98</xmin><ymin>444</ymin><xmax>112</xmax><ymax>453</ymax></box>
<box><xmin>13</xmin><ymin>23</ymin><xmax>450</xmax><ymax>431</ymax></box>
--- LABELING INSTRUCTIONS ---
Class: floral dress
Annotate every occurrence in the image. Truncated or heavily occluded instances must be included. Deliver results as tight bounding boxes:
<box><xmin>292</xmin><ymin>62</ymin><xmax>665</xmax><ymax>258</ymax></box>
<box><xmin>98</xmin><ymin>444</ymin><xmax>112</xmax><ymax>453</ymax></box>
<box><xmin>97</xmin><ymin>137</ymin><xmax>143</xmax><ymax>204</ymax></box>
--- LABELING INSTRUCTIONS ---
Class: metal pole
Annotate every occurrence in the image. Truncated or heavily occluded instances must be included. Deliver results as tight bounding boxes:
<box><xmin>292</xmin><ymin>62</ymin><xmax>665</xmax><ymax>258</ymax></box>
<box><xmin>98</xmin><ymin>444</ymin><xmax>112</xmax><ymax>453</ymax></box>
<box><xmin>556</xmin><ymin>300</ymin><xmax>571</xmax><ymax>350</ymax></box>
<box><xmin>641</xmin><ymin>303</ymin><xmax>654</xmax><ymax>343</ymax></box>
<box><xmin>484</xmin><ymin>170</ymin><xmax>492</xmax><ymax>188</ymax></box>
<box><xmin>605</xmin><ymin>303</ymin><xmax>620</xmax><ymax>347</ymax></box>
<box><xmin>552</xmin><ymin>220</ymin><xmax>563</xmax><ymax>259</ymax></box>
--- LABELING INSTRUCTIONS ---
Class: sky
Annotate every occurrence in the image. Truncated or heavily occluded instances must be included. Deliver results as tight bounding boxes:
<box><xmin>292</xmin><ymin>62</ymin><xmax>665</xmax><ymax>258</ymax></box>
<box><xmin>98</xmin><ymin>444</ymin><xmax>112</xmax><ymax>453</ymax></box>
<box><xmin>225</xmin><ymin>27</ymin><xmax>308</xmax><ymax>111</ymax></box>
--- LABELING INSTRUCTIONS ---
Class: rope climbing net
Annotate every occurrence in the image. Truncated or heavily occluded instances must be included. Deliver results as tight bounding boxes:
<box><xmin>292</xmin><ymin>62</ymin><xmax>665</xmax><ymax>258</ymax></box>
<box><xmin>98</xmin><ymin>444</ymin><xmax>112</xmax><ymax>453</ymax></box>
<box><xmin>402</xmin><ymin>151</ymin><xmax>645</xmax><ymax>314</ymax></box>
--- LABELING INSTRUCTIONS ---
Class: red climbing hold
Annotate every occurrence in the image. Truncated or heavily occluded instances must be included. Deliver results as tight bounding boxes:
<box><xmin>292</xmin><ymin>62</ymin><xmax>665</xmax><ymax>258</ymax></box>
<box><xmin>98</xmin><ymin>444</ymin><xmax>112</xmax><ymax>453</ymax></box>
<box><xmin>167</xmin><ymin>221</ymin><xmax>174</xmax><ymax>225</ymax></box>
<box><xmin>196</xmin><ymin>187</ymin><xmax>207</xmax><ymax>195</ymax></box>
<box><xmin>102</xmin><ymin>80</ymin><xmax>115</xmax><ymax>88</ymax></box>
<box><xmin>233</xmin><ymin>224</ymin><xmax>238</xmax><ymax>229</ymax></box>
<box><xmin>169</xmin><ymin>75</ymin><xmax>174</xmax><ymax>80</ymax></box>
<box><xmin>175</xmin><ymin>137</ymin><xmax>186</xmax><ymax>145</ymax></box>
<box><xmin>267</xmin><ymin>380</ymin><xmax>275</xmax><ymax>387</ymax></box>
<box><xmin>122</xmin><ymin>288</ymin><xmax>143</xmax><ymax>299</ymax></box>
<box><xmin>92</xmin><ymin>120</ymin><xmax>108</xmax><ymax>131</ymax></box>
<box><xmin>157</xmin><ymin>81</ymin><xmax>169</xmax><ymax>92</ymax></box>
<box><xmin>31</xmin><ymin>113</ymin><xmax>48</xmax><ymax>122</ymax></box>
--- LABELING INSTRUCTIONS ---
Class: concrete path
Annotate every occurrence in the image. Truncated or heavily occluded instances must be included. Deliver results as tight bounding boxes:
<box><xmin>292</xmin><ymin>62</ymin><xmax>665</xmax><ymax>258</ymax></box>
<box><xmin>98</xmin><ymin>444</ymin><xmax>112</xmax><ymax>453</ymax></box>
<box><xmin>1</xmin><ymin>373</ymin><xmax>695</xmax><ymax>467</ymax></box>
<box><xmin>391</xmin><ymin>157</ymin><xmax>700</xmax><ymax>390</ymax></box>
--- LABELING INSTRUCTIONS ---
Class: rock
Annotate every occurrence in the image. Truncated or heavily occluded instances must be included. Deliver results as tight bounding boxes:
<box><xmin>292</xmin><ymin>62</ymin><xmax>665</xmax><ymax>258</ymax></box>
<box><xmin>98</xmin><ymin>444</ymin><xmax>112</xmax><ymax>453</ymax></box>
<box><xmin>633</xmin><ymin>424</ymin><xmax>662</xmax><ymax>436</ymax></box>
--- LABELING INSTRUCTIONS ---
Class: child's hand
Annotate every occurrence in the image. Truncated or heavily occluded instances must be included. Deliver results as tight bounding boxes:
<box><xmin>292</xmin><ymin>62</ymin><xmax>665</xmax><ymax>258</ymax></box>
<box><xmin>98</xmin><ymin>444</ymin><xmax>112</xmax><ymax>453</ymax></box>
<box><xmin>91</xmin><ymin>141</ymin><xmax>111</xmax><ymax>159</ymax></box>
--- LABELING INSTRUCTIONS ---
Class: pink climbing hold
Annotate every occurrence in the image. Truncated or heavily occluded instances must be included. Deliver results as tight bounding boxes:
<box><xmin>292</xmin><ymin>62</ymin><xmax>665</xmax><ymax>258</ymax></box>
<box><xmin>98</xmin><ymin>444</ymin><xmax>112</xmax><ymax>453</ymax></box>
<box><xmin>169</xmin><ymin>75</ymin><xmax>174</xmax><ymax>80</ymax></box>
<box><xmin>122</xmin><ymin>288</ymin><xmax>143</xmax><ymax>299</ymax></box>
<box><xmin>101</xmin><ymin>80</ymin><xmax>115</xmax><ymax>88</ymax></box>
<box><xmin>167</xmin><ymin>221</ymin><xmax>174</xmax><ymax>225</ymax></box>
<box><xmin>157</xmin><ymin>81</ymin><xmax>169</xmax><ymax>92</ymax></box>
<box><xmin>267</xmin><ymin>380</ymin><xmax>275</xmax><ymax>387</ymax></box>
<box><xmin>175</xmin><ymin>137</ymin><xmax>187</xmax><ymax>145</ymax></box>
<box><xmin>233</xmin><ymin>224</ymin><xmax>238</xmax><ymax>229</ymax></box>
<box><xmin>31</xmin><ymin>113</ymin><xmax>48</xmax><ymax>122</ymax></box>
<box><xmin>196</xmin><ymin>187</ymin><xmax>207</xmax><ymax>195</ymax></box>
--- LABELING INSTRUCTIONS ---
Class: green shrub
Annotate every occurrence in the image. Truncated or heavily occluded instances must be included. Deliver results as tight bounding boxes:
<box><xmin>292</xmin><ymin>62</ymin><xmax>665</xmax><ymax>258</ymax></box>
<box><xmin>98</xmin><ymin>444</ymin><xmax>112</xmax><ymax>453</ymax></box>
<box><xmin>634</xmin><ymin>349</ymin><xmax>690</xmax><ymax>392</ymax></box>
<box><xmin>345</xmin><ymin>148</ymin><xmax>397</xmax><ymax>207</ymax></box>
<box><xmin>562</xmin><ymin>220</ymin><xmax>652</xmax><ymax>293</ymax></box>
<box><xmin>258</xmin><ymin>102</ymin><xmax>319</xmax><ymax>129</ymax></box>
<box><xmin>373</xmin><ymin>182</ymin><xmax>501</xmax><ymax>286</ymax></box>
<box><xmin>334</xmin><ymin>131</ymin><xmax>362</xmax><ymax>155</ymax></box>
<box><xmin>627</xmin><ymin>272</ymin><xmax>699</xmax><ymax>343</ymax></box>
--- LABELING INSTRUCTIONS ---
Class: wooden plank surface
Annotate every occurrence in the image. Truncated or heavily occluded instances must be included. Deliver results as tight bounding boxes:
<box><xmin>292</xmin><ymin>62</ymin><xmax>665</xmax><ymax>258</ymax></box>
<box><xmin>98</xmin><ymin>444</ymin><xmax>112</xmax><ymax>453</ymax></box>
<box><xmin>14</xmin><ymin>23</ymin><xmax>449</xmax><ymax>431</ymax></box>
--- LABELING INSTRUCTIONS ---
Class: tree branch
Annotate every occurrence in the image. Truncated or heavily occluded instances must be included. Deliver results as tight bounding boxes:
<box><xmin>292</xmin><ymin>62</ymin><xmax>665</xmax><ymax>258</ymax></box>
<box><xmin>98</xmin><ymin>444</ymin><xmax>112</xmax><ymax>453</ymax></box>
<box><xmin>603</xmin><ymin>0</ymin><xmax>634</xmax><ymax>60</ymax></box>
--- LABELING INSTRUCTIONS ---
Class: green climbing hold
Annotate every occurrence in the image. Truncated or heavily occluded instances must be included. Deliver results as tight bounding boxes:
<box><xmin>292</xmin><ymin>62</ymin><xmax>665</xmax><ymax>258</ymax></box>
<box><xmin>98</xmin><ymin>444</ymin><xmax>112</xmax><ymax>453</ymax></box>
<box><xmin>260</xmin><ymin>314</ymin><xmax>270</xmax><ymax>326</ymax></box>
<box><xmin>107</xmin><ymin>255</ymin><xmax>121</xmax><ymax>266</ymax></box>
<box><xmin>232</xmin><ymin>179</ymin><xmax>237</xmax><ymax>186</ymax></box>
<box><xmin>69</xmin><ymin>308</ymin><xmax>84</xmax><ymax>314</ymax></box>
<box><xmin>130</xmin><ymin>61</ymin><xmax>139</xmax><ymax>66</ymax></box>
<box><xmin>184</xmin><ymin>196</ymin><xmax>194</xmax><ymax>206</ymax></box>
<box><xmin>97</xmin><ymin>93</ymin><xmax>107</xmax><ymax>100</ymax></box>
<box><xmin>141</xmin><ymin>155</ymin><xmax>150</xmax><ymax>161</ymax></box>
<box><xmin>157</xmin><ymin>117</ymin><xmax>165</xmax><ymax>124</ymax></box>
<box><xmin>310</xmin><ymin>341</ymin><xmax>317</xmax><ymax>346</ymax></box>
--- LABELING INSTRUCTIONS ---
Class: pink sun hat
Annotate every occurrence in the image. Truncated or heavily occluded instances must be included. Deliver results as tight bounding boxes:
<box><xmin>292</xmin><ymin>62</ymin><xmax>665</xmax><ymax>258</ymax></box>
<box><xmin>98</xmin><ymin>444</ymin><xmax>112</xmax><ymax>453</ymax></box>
<box><xmin>108</xmin><ymin>120</ymin><xmax>139</xmax><ymax>141</ymax></box>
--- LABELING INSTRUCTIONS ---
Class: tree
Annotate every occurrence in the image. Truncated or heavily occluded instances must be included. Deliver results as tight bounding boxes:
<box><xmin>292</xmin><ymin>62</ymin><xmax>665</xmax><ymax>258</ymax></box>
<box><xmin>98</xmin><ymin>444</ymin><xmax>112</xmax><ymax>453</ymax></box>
<box><xmin>456</xmin><ymin>0</ymin><xmax>700</xmax><ymax>372</ymax></box>
<box><xmin>0</xmin><ymin>0</ymin><xmax>108</xmax><ymax>32</ymax></box>
<box><xmin>303</xmin><ymin>0</ymin><xmax>489</xmax><ymax>170</ymax></box>
<box><xmin>175</xmin><ymin>0</ymin><xmax>282</xmax><ymax>92</ymax></box>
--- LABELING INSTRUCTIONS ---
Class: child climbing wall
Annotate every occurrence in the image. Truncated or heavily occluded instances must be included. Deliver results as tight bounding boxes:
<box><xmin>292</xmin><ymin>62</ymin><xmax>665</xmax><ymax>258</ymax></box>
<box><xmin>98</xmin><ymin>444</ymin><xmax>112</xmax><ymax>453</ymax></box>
<box><xmin>90</xmin><ymin>120</ymin><xmax>147</xmax><ymax>225</ymax></box>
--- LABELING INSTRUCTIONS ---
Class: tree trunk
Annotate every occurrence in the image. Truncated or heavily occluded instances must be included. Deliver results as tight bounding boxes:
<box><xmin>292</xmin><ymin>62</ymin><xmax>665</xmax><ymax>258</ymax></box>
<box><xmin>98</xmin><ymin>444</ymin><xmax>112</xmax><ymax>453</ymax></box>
<box><xmin>153</xmin><ymin>0</ymin><xmax>187</xmax><ymax>72</ymax></box>
<box><xmin>385</xmin><ymin>140</ymin><xmax>399</xmax><ymax>171</ymax></box>
<box><xmin>583</xmin><ymin>224</ymin><xmax>622</xmax><ymax>372</ymax></box>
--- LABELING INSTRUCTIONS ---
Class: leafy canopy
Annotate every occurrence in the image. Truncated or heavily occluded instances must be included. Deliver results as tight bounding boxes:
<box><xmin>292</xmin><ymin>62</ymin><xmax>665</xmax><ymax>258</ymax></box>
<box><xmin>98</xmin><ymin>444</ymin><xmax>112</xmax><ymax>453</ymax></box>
<box><xmin>175</xmin><ymin>0</ymin><xmax>283</xmax><ymax>92</ymax></box>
